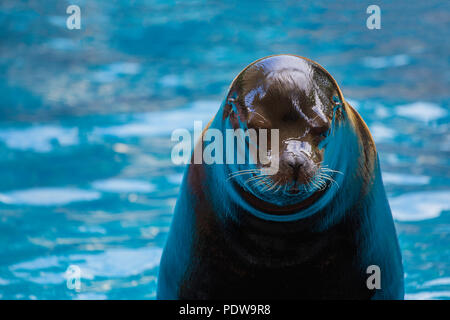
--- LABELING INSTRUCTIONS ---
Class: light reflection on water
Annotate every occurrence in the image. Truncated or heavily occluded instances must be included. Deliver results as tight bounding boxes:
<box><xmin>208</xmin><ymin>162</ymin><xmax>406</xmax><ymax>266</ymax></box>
<box><xmin>0</xmin><ymin>0</ymin><xmax>448</xmax><ymax>300</ymax></box>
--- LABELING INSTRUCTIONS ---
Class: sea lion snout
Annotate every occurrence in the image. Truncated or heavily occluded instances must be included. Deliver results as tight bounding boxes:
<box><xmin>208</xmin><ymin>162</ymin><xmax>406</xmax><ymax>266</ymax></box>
<box><xmin>280</xmin><ymin>140</ymin><xmax>318</xmax><ymax>186</ymax></box>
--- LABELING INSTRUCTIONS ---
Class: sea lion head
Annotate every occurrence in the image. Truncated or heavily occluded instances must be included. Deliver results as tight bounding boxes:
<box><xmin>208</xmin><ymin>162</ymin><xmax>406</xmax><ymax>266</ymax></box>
<box><xmin>224</xmin><ymin>54</ymin><xmax>346</xmax><ymax>208</ymax></box>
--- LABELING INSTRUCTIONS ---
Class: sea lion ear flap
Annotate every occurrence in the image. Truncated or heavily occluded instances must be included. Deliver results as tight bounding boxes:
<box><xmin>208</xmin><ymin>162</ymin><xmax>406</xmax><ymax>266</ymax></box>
<box><xmin>223</xmin><ymin>91</ymin><xmax>247</xmax><ymax>129</ymax></box>
<box><xmin>332</xmin><ymin>95</ymin><xmax>346</xmax><ymax>121</ymax></box>
<box><xmin>222</xmin><ymin>97</ymin><xmax>233</xmax><ymax>120</ymax></box>
<box><xmin>224</xmin><ymin>92</ymin><xmax>237</xmax><ymax>118</ymax></box>
<box><xmin>324</xmin><ymin>95</ymin><xmax>345</xmax><ymax>137</ymax></box>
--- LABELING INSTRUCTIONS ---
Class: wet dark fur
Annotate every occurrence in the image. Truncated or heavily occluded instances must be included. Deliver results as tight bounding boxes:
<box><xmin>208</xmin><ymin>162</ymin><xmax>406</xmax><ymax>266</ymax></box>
<box><xmin>157</xmin><ymin>55</ymin><xmax>404</xmax><ymax>300</ymax></box>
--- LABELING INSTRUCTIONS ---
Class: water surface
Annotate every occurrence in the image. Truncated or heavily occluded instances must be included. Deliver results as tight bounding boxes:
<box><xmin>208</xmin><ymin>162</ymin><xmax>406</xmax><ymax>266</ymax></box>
<box><xmin>0</xmin><ymin>0</ymin><xmax>448</xmax><ymax>299</ymax></box>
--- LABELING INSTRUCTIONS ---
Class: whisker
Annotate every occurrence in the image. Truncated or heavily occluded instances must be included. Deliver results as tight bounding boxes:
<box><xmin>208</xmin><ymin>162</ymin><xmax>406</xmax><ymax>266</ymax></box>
<box><xmin>275</xmin><ymin>183</ymin><xmax>283</xmax><ymax>193</ymax></box>
<box><xmin>227</xmin><ymin>169</ymin><xmax>261</xmax><ymax>180</ymax></box>
<box><xmin>321</xmin><ymin>168</ymin><xmax>343</xmax><ymax>175</ymax></box>
<box><xmin>317</xmin><ymin>180</ymin><xmax>325</xmax><ymax>190</ymax></box>
<box><xmin>317</xmin><ymin>173</ymin><xmax>332</xmax><ymax>180</ymax></box>
<box><xmin>261</xmin><ymin>177</ymin><xmax>275</xmax><ymax>191</ymax></box>
<box><xmin>316</xmin><ymin>179</ymin><xmax>326</xmax><ymax>191</ymax></box>
<box><xmin>247</xmin><ymin>176</ymin><xmax>264</xmax><ymax>186</ymax></box>
<box><xmin>245</xmin><ymin>175</ymin><xmax>265</xmax><ymax>183</ymax></box>
<box><xmin>261</xmin><ymin>182</ymin><xmax>273</xmax><ymax>192</ymax></box>
<box><xmin>311</xmin><ymin>179</ymin><xmax>321</xmax><ymax>190</ymax></box>
<box><xmin>318</xmin><ymin>174</ymin><xmax>339</xmax><ymax>188</ymax></box>
<box><xmin>228</xmin><ymin>169</ymin><xmax>261</xmax><ymax>176</ymax></box>
<box><xmin>228</xmin><ymin>172</ymin><xmax>257</xmax><ymax>179</ymax></box>
<box><xmin>318</xmin><ymin>173</ymin><xmax>336</xmax><ymax>183</ymax></box>
<box><xmin>317</xmin><ymin>176</ymin><xmax>334</xmax><ymax>187</ymax></box>
<box><xmin>253</xmin><ymin>178</ymin><xmax>270</xmax><ymax>188</ymax></box>
<box><xmin>267</xmin><ymin>180</ymin><xmax>279</xmax><ymax>192</ymax></box>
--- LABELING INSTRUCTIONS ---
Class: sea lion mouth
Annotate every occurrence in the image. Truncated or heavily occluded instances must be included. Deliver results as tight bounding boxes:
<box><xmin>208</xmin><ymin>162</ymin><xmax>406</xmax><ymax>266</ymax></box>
<box><xmin>287</xmin><ymin>186</ymin><xmax>301</xmax><ymax>194</ymax></box>
<box><xmin>237</xmin><ymin>179</ymin><xmax>328</xmax><ymax>215</ymax></box>
<box><xmin>227</xmin><ymin>164</ymin><xmax>343</xmax><ymax>216</ymax></box>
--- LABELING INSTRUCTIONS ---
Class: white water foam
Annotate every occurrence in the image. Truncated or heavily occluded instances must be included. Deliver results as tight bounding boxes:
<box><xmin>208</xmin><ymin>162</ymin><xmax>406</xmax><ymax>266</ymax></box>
<box><xmin>0</xmin><ymin>126</ymin><xmax>79</xmax><ymax>152</ymax></box>
<box><xmin>91</xmin><ymin>179</ymin><xmax>155</xmax><ymax>193</ymax></box>
<box><xmin>0</xmin><ymin>188</ymin><xmax>100</xmax><ymax>206</ymax></box>
<box><xmin>389</xmin><ymin>191</ymin><xmax>450</xmax><ymax>221</ymax></box>
<box><xmin>396</xmin><ymin>102</ymin><xmax>446</xmax><ymax>122</ymax></box>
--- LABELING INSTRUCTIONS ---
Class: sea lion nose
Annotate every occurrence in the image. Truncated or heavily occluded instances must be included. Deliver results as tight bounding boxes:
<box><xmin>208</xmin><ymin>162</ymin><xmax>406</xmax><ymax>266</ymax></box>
<box><xmin>287</xmin><ymin>154</ymin><xmax>306</xmax><ymax>179</ymax></box>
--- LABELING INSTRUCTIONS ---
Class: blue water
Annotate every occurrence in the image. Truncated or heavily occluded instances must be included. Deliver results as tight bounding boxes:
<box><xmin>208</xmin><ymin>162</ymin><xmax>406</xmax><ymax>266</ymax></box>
<box><xmin>0</xmin><ymin>0</ymin><xmax>449</xmax><ymax>300</ymax></box>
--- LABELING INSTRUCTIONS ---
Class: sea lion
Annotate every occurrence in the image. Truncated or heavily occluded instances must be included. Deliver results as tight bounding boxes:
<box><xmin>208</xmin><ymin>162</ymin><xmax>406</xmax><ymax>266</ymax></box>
<box><xmin>157</xmin><ymin>54</ymin><xmax>404</xmax><ymax>299</ymax></box>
